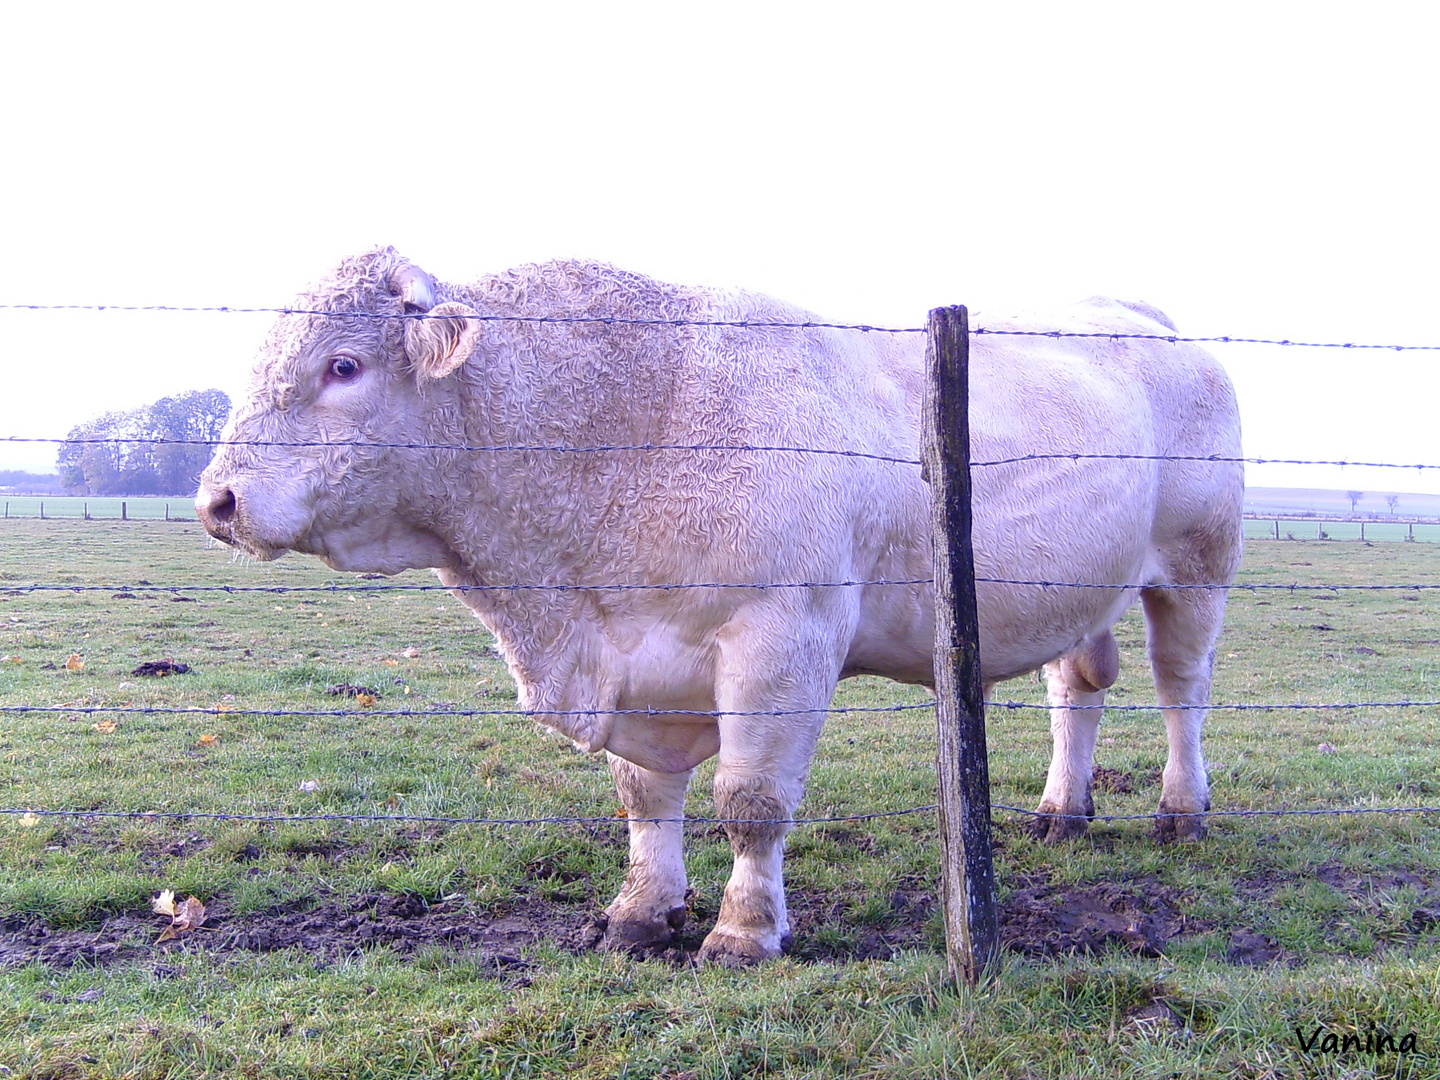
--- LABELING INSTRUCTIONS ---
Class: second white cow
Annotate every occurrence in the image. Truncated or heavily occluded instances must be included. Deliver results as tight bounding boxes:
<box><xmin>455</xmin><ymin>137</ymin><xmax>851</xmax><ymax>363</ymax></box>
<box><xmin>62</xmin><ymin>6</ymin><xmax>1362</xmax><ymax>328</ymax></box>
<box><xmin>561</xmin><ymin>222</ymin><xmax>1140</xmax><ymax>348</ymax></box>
<box><xmin>197</xmin><ymin>250</ymin><xmax>1243</xmax><ymax>964</ymax></box>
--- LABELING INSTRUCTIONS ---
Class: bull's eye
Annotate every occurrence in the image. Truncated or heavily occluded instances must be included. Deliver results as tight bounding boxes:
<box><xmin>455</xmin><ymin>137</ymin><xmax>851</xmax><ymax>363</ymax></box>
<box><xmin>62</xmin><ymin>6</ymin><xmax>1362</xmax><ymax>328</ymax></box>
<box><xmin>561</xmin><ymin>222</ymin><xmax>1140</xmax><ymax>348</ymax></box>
<box><xmin>329</xmin><ymin>356</ymin><xmax>361</xmax><ymax>380</ymax></box>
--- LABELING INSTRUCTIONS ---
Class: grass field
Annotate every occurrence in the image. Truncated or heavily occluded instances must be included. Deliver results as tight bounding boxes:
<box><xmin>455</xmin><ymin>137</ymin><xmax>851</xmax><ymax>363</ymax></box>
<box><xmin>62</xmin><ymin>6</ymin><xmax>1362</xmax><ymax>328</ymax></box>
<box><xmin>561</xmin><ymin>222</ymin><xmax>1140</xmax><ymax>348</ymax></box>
<box><xmin>3</xmin><ymin>521</ymin><xmax>1440</xmax><ymax>1078</ymax></box>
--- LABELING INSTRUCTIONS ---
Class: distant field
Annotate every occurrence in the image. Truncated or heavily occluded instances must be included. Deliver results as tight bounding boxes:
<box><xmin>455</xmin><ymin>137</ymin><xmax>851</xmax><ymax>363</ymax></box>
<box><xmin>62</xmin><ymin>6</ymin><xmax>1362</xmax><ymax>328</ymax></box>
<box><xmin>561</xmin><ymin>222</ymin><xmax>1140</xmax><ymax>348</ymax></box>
<box><xmin>1246</xmin><ymin>486</ymin><xmax>1440</xmax><ymax>520</ymax></box>
<box><xmin>0</xmin><ymin>496</ymin><xmax>195</xmax><ymax>521</ymax></box>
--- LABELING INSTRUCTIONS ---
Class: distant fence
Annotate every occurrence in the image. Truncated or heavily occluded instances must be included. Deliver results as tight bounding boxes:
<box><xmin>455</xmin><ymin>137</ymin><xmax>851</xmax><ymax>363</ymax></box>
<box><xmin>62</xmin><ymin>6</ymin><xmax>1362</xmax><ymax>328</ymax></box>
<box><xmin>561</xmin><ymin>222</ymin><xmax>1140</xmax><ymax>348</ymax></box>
<box><xmin>1243</xmin><ymin>514</ymin><xmax>1440</xmax><ymax>542</ymax></box>
<box><xmin>1</xmin><ymin>496</ymin><xmax>196</xmax><ymax>521</ymax></box>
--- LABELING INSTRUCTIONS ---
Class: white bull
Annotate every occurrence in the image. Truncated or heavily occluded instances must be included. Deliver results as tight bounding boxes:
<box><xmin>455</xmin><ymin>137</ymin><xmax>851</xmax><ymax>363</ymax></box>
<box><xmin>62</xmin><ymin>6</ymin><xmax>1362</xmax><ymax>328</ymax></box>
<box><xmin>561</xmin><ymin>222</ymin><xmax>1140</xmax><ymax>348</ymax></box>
<box><xmin>197</xmin><ymin>249</ymin><xmax>1242</xmax><ymax>964</ymax></box>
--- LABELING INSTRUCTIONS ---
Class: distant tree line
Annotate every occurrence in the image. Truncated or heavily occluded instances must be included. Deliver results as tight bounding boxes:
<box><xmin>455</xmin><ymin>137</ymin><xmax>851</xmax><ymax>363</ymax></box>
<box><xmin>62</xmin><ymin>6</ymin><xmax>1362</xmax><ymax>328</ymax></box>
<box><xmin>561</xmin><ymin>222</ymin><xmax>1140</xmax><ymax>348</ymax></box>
<box><xmin>0</xmin><ymin>470</ymin><xmax>61</xmax><ymax>494</ymax></box>
<box><xmin>57</xmin><ymin>389</ymin><xmax>230</xmax><ymax>496</ymax></box>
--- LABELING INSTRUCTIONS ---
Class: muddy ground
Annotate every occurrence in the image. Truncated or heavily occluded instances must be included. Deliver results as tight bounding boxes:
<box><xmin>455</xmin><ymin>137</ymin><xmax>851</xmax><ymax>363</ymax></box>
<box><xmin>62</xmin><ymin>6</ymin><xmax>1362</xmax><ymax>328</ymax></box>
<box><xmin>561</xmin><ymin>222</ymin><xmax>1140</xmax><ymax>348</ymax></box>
<box><xmin>6</xmin><ymin>858</ymin><xmax>1437</xmax><ymax>973</ymax></box>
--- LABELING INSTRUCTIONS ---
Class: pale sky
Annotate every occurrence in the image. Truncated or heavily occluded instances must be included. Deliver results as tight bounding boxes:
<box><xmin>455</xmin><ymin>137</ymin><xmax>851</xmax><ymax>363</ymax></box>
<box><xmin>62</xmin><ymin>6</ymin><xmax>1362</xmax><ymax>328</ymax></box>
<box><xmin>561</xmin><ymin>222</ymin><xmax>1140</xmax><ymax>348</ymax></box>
<box><xmin>1</xmin><ymin>2</ymin><xmax>1437</xmax><ymax>494</ymax></box>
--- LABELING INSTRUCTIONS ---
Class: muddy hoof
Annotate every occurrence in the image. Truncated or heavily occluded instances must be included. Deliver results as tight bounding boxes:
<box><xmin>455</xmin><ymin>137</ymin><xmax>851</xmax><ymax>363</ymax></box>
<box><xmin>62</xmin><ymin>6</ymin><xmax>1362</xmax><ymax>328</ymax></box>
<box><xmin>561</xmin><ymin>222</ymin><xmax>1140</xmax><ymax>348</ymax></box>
<box><xmin>599</xmin><ymin>906</ymin><xmax>687</xmax><ymax>954</ymax></box>
<box><xmin>696</xmin><ymin>930</ymin><xmax>782</xmax><ymax>967</ymax></box>
<box><xmin>1027</xmin><ymin>802</ymin><xmax>1091</xmax><ymax>843</ymax></box>
<box><xmin>1153</xmin><ymin>799</ymin><xmax>1209</xmax><ymax>843</ymax></box>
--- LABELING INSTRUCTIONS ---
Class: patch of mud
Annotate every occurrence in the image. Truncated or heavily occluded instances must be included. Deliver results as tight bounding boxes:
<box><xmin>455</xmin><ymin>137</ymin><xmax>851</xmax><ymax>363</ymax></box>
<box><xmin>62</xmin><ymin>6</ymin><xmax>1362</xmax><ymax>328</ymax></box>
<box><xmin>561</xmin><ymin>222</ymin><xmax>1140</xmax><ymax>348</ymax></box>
<box><xmin>7</xmin><ymin>858</ymin><xmax>1436</xmax><ymax>972</ymax></box>
<box><xmin>1000</xmin><ymin>874</ymin><xmax>1204</xmax><ymax>958</ymax></box>
<box><xmin>0</xmin><ymin>894</ymin><xmax>602</xmax><ymax>977</ymax></box>
<box><xmin>1091</xmin><ymin>767</ymin><xmax>1136</xmax><ymax>795</ymax></box>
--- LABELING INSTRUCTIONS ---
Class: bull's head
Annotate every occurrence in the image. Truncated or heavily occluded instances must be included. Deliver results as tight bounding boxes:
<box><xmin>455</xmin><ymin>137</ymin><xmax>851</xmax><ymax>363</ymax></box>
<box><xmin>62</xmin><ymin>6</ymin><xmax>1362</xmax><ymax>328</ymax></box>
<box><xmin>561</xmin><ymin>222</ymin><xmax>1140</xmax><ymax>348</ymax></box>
<box><xmin>196</xmin><ymin>249</ymin><xmax>483</xmax><ymax>575</ymax></box>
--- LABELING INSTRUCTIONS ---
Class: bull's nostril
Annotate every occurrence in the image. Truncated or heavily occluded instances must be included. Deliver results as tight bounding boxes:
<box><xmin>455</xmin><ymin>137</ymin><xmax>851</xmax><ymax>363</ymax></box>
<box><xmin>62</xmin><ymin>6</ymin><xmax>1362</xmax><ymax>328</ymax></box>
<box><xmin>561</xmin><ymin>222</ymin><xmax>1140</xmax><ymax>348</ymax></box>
<box><xmin>208</xmin><ymin>489</ymin><xmax>238</xmax><ymax>526</ymax></box>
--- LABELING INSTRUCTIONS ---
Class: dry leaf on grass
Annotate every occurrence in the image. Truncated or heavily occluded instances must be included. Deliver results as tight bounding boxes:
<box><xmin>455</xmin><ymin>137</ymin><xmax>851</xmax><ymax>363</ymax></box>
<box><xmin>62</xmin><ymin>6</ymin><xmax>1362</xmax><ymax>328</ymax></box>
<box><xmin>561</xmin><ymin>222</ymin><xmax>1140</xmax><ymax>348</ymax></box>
<box><xmin>152</xmin><ymin>889</ymin><xmax>207</xmax><ymax>941</ymax></box>
<box><xmin>5</xmin><ymin>655</ymin><xmax>23</xmax><ymax>665</ymax></box>
<box><xmin>402</xmin><ymin>647</ymin><xmax>421</xmax><ymax>659</ymax></box>
<box><xmin>93</xmin><ymin>719</ymin><xmax>118</xmax><ymax>734</ymax></box>
<box><xmin>18</xmin><ymin>812</ymin><xmax>39</xmax><ymax>828</ymax></box>
<box><xmin>356</xmin><ymin>693</ymin><xmax>377</xmax><ymax>707</ymax></box>
<box><xmin>65</xmin><ymin>654</ymin><xmax>85</xmax><ymax>672</ymax></box>
<box><xmin>195</xmin><ymin>734</ymin><xmax>218</xmax><ymax>748</ymax></box>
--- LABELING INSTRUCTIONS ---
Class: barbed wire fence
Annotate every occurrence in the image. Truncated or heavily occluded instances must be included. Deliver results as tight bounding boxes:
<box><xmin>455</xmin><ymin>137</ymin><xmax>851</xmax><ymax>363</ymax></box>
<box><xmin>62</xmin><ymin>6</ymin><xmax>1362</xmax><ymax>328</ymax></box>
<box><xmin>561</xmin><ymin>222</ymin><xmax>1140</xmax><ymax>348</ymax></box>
<box><xmin>3</xmin><ymin>308</ymin><xmax>1438</xmax><ymax>840</ymax></box>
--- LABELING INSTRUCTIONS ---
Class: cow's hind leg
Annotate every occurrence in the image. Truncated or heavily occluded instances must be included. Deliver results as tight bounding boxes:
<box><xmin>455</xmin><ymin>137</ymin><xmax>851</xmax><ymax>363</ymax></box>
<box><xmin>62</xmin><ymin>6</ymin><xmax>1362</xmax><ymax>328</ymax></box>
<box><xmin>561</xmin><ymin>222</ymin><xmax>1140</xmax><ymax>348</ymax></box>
<box><xmin>1031</xmin><ymin>630</ymin><xmax>1119</xmax><ymax>842</ymax></box>
<box><xmin>601</xmin><ymin>753</ymin><xmax>692</xmax><ymax>952</ymax></box>
<box><xmin>1142</xmin><ymin>583</ymin><xmax>1226</xmax><ymax>842</ymax></box>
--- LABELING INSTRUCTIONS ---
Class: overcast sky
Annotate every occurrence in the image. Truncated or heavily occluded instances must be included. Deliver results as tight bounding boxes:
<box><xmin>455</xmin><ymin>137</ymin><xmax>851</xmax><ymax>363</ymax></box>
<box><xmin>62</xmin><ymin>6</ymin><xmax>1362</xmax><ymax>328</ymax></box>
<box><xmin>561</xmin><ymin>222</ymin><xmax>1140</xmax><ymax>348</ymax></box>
<box><xmin>1</xmin><ymin>3</ymin><xmax>1437</xmax><ymax>495</ymax></box>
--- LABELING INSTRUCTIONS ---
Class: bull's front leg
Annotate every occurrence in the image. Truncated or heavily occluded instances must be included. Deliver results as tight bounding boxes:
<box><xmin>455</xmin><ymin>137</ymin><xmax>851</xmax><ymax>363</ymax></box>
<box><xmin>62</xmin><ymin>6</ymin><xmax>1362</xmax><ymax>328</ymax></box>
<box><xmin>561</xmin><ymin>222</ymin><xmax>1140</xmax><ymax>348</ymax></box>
<box><xmin>697</xmin><ymin>703</ymin><xmax>828</xmax><ymax>966</ymax></box>
<box><xmin>601</xmin><ymin>753</ymin><xmax>692</xmax><ymax>952</ymax></box>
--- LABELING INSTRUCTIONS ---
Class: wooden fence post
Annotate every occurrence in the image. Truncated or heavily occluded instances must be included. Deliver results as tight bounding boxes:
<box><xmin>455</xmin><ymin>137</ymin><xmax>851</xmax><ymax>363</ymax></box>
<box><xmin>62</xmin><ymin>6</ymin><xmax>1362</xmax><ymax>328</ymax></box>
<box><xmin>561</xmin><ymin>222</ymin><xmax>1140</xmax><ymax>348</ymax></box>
<box><xmin>121</xmin><ymin>501</ymin><xmax>127</xmax><ymax>521</ymax></box>
<box><xmin>1274</xmin><ymin>520</ymin><xmax>1280</xmax><ymax>540</ymax></box>
<box><xmin>39</xmin><ymin>502</ymin><xmax>44</xmax><ymax>520</ymax></box>
<box><xmin>922</xmin><ymin>304</ymin><xmax>1000</xmax><ymax>987</ymax></box>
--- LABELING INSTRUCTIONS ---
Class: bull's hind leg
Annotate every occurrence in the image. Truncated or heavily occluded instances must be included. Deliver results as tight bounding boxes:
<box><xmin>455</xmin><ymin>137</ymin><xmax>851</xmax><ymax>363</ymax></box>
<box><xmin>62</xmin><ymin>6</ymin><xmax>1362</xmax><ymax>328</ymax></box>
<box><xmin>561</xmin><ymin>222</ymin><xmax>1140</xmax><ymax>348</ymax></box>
<box><xmin>601</xmin><ymin>754</ymin><xmax>692</xmax><ymax>951</ymax></box>
<box><xmin>1032</xmin><ymin>630</ymin><xmax>1119</xmax><ymax>842</ymax></box>
<box><xmin>1141</xmin><ymin>583</ymin><xmax>1227</xmax><ymax>842</ymax></box>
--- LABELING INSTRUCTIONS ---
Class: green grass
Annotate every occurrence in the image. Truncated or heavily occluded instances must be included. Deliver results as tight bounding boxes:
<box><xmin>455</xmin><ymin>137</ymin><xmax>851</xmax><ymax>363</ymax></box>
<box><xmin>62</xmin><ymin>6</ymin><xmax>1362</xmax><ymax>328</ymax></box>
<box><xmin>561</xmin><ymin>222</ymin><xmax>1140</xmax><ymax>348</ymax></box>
<box><xmin>4</xmin><ymin>520</ymin><xmax>1440</xmax><ymax>1077</ymax></box>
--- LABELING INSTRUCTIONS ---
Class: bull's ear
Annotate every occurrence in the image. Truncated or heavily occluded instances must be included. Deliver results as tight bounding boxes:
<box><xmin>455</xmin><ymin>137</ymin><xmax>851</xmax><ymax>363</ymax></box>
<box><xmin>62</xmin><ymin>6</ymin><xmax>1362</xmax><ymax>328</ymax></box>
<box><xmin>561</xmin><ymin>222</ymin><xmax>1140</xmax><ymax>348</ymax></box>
<box><xmin>403</xmin><ymin>302</ymin><xmax>483</xmax><ymax>382</ymax></box>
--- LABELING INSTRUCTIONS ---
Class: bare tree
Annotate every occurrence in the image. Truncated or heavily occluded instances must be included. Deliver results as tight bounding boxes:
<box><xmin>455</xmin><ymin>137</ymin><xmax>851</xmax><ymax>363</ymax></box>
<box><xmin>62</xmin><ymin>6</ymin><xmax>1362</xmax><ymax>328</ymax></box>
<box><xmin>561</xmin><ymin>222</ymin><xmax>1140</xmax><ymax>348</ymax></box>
<box><xmin>1347</xmin><ymin>490</ymin><xmax>1364</xmax><ymax>514</ymax></box>
<box><xmin>1386</xmin><ymin>495</ymin><xmax>1400</xmax><ymax>516</ymax></box>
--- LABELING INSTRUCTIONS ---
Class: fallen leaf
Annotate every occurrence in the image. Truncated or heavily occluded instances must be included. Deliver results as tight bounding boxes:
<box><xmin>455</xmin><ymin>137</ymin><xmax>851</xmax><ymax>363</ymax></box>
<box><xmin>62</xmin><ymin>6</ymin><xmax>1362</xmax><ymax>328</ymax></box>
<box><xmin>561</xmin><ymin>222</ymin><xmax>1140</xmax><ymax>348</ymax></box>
<box><xmin>94</xmin><ymin>719</ymin><xmax>118</xmax><ymax>734</ymax></box>
<box><xmin>382</xmin><ymin>659</ymin><xmax>398</xmax><ymax>666</ymax></box>
<box><xmin>5</xmin><ymin>655</ymin><xmax>22</xmax><ymax>664</ymax></box>
<box><xmin>19</xmin><ymin>812</ymin><xmax>39</xmax><ymax>828</ymax></box>
<box><xmin>196</xmin><ymin>734</ymin><xmax>218</xmax><ymax>747</ymax></box>
<box><xmin>65</xmin><ymin>654</ymin><xmax>85</xmax><ymax>672</ymax></box>
<box><xmin>385</xmin><ymin>796</ymin><xmax>400</xmax><ymax>809</ymax></box>
<box><xmin>356</xmin><ymin>693</ymin><xmax>377</xmax><ymax>707</ymax></box>
<box><xmin>153</xmin><ymin>891</ymin><xmax>207</xmax><ymax>942</ymax></box>
<box><xmin>402</xmin><ymin>647</ymin><xmax>421</xmax><ymax>659</ymax></box>
<box><xmin>616</xmin><ymin>806</ymin><xmax>629</xmax><ymax>819</ymax></box>
<box><xmin>1318</xmin><ymin>742</ymin><xmax>1338</xmax><ymax>754</ymax></box>
<box><xmin>298</xmin><ymin>779</ymin><xmax>319</xmax><ymax>792</ymax></box>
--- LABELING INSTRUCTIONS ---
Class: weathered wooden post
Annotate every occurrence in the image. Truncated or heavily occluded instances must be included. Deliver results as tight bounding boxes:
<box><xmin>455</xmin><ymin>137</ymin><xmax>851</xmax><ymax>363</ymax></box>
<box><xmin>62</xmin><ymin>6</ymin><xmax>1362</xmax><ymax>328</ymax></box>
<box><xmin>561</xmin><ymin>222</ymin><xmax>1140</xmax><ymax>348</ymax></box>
<box><xmin>1273</xmin><ymin>520</ymin><xmax>1279</xmax><ymax>540</ymax></box>
<box><xmin>165</xmin><ymin>503</ymin><xmax>170</xmax><ymax>522</ymax></box>
<box><xmin>121</xmin><ymin>501</ymin><xmax>127</xmax><ymax>521</ymax></box>
<box><xmin>84</xmin><ymin>503</ymin><xmax>90</xmax><ymax>520</ymax></box>
<box><xmin>39</xmin><ymin>501</ymin><xmax>44</xmax><ymax>520</ymax></box>
<box><xmin>922</xmin><ymin>304</ymin><xmax>1000</xmax><ymax>986</ymax></box>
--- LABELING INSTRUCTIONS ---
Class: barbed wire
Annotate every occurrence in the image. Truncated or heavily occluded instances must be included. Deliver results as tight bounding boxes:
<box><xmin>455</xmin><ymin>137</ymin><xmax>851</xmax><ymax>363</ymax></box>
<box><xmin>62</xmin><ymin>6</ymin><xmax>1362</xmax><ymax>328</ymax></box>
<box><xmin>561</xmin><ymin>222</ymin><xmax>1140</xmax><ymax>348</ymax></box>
<box><xmin>11</xmin><ymin>435</ymin><xmax>1440</xmax><ymax>481</ymax></box>
<box><xmin>3</xmin><ymin>578</ymin><xmax>933</xmax><ymax>595</ymax></box>
<box><xmin>10</xmin><ymin>435</ymin><xmax>1440</xmax><ymax>477</ymax></box>
<box><xmin>0</xmin><ymin>702</ymin><xmax>936</xmax><ymax>720</ymax></box>
<box><xmin>7</xmin><ymin>577</ymin><xmax>1439</xmax><ymax>595</ymax></box>
<box><xmin>1</xmin><ymin>698</ymin><xmax>1436</xmax><ymax>721</ymax></box>
<box><xmin>4</xmin><ymin>302</ymin><xmax>1440</xmax><ymax>352</ymax></box>
<box><xmin>0</xmin><ymin>436</ymin><xmax>923</xmax><ymax>468</ymax></box>
<box><xmin>3</xmin><ymin>802</ymin><xmax>1438</xmax><ymax>830</ymax></box>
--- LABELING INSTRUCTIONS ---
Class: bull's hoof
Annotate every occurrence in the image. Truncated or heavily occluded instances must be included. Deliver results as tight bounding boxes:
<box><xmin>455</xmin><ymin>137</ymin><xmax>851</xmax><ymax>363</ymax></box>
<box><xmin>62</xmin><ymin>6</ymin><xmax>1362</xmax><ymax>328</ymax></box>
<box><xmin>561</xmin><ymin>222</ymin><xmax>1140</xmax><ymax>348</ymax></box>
<box><xmin>1027</xmin><ymin>800</ymin><xmax>1091</xmax><ymax>843</ymax></box>
<box><xmin>696</xmin><ymin>929</ymin><xmax>783</xmax><ymax>967</ymax></box>
<box><xmin>599</xmin><ymin>905</ymin><xmax>687</xmax><ymax>954</ymax></box>
<box><xmin>1153</xmin><ymin>798</ymin><xmax>1210</xmax><ymax>843</ymax></box>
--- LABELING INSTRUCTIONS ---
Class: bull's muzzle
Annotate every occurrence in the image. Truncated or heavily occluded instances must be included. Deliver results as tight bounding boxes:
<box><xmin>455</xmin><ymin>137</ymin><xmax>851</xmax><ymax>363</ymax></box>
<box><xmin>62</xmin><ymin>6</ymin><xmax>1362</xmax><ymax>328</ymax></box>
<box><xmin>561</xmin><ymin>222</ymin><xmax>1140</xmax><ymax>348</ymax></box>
<box><xmin>196</xmin><ymin>483</ymin><xmax>239</xmax><ymax>543</ymax></box>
